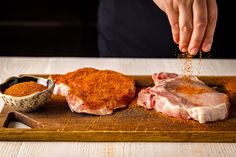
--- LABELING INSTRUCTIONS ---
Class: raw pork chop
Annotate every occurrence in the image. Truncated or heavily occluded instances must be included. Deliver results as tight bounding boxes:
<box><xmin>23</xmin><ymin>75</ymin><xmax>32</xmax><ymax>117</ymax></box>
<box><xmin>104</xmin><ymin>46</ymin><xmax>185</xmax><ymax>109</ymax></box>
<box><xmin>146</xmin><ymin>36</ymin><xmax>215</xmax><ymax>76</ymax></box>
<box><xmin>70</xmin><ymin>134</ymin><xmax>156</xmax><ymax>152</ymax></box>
<box><xmin>137</xmin><ymin>72</ymin><xmax>230</xmax><ymax>123</ymax></box>
<box><xmin>50</xmin><ymin>68</ymin><xmax>136</xmax><ymax>115</ymax></box>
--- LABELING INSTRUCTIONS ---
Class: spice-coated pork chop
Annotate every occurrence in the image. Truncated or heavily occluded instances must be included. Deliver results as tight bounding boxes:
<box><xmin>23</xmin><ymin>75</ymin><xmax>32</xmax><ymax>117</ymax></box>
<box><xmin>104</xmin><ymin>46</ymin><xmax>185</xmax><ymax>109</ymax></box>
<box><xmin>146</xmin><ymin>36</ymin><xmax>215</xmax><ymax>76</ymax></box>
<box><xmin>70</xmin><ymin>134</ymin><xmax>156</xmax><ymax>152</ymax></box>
<box><xmin>50</xmin><ymin>68</ymin><xmax>136</xmax><ymax>115</ymax></box>
<box><xmin>137</xmin><ymin>72</ymin><xmax>230</xmax><ymax>123</ymax></box>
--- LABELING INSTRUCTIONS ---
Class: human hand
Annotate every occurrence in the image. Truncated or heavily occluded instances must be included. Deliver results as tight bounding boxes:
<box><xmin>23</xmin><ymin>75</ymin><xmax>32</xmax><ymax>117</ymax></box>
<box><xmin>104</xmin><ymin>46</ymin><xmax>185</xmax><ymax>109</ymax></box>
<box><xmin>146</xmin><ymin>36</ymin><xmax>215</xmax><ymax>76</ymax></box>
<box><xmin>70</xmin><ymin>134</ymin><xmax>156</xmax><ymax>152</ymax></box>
<box><xmin>153</xmin><ymin>0</ymin><xmax>218</xmax><ymax>55</ymax></box>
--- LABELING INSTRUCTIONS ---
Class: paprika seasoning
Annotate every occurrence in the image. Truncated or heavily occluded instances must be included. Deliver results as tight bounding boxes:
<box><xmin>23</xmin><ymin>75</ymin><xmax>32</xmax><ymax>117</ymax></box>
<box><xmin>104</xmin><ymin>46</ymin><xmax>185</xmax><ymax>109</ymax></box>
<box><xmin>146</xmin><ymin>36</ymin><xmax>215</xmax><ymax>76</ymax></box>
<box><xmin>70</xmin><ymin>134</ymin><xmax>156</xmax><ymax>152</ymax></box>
<box><xmin>4</xmin><ymin>81</ymin><xmax>47</xmax><ymax>97</ymax></box>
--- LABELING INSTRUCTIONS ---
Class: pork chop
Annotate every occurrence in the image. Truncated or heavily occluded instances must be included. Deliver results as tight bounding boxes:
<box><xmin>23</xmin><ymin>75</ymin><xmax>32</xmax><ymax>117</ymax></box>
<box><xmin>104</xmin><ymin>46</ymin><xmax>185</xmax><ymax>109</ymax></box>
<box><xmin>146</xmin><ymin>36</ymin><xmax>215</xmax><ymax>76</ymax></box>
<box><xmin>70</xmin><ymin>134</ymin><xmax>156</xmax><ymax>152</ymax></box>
<box><xmin>137</xmin><ymin>72</ymin><xmax>230</xmax><ymax>123</ymax></box>
<box><xmin>50</xmin><ymin>68</ymin><xmax>136</xmax><ymax>115</ymax></box>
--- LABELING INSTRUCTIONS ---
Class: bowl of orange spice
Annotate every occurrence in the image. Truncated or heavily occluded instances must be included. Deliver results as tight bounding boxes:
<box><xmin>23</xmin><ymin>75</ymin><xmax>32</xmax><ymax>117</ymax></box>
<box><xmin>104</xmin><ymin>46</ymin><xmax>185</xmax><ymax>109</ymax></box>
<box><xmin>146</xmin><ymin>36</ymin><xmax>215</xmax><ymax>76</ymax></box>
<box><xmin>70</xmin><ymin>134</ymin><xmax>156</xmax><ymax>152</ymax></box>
<box><xmin>0</xmin><ymin>76</ymin><xmax>54</xmax><ymax>112</ymax></box>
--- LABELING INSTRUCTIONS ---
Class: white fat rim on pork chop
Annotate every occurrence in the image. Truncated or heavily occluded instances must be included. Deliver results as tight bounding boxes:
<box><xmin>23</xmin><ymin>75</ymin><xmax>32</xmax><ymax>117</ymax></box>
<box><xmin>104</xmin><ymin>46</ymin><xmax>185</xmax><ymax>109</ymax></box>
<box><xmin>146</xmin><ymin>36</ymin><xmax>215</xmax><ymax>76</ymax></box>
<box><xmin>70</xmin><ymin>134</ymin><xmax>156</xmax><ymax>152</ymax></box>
<box><xmin>187</xmin><ymin>103</ymin><xmax>228</xmax><ymax>123</ymax></box>
<box><xmin>53</xmin><ymin>83</ymin><xmax>70</xmax><ymax>96</ymax></box>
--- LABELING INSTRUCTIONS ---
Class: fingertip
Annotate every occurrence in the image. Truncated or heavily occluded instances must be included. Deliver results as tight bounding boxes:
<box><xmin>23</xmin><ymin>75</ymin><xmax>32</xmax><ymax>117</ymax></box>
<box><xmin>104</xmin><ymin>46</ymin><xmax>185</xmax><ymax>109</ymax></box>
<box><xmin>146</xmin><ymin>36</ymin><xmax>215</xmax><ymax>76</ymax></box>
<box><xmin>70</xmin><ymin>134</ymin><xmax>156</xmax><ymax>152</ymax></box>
<box><xmin>174</xmin><ymin>36</ymin><xmax>179</xmax><ymax>44</ymax></box>
<box><xmin>180</xmin><ymin>47</ymin><xmax>188</xmax><ymax>53</ymax></box>
<box><xmin>172</xmin><ymin>24</ymin><xmax>180</xmax><ymax>44</ymax></box>
<box><xmin>189</xmin><ymin>48</ymin><xmax>199</xmax><ymax>55</ymax></box>
<box><xmin>202</xmin><ymin>43</ymin><xmax>212</xmax><ymax>52</ymax></box>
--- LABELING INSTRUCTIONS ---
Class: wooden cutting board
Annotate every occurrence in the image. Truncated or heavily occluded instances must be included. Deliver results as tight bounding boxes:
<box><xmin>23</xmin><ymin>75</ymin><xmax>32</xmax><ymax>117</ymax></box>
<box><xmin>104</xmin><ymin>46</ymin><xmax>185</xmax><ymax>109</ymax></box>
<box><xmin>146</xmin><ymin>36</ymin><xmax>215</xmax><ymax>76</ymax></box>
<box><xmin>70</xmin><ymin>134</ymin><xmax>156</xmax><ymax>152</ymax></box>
<box><xmin>1</xmin><ymin>75</ymin><xmax>236</xmax><ymax>142</ymax></box>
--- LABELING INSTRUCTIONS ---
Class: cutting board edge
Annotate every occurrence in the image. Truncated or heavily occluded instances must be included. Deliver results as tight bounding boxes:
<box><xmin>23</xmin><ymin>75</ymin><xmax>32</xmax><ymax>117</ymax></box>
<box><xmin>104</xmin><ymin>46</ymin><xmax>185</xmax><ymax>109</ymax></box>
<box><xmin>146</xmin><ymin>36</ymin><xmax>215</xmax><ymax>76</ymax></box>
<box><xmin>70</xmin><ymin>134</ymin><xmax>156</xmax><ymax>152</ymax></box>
<box><xmin>1</xmin><ymin>129</ymin><xmax>236</xmax><ymax>142</ymax></box>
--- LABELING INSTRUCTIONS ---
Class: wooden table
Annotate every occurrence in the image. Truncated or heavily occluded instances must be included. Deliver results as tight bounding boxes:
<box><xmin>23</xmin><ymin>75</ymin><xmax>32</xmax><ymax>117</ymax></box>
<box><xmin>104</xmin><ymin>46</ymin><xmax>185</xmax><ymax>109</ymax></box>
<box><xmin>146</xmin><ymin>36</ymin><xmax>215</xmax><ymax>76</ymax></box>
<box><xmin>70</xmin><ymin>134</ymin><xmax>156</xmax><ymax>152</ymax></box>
<box><xmin>1</xmin><ymin>57</ymin><xmax>236</xmax><ymax>157</ymax></box>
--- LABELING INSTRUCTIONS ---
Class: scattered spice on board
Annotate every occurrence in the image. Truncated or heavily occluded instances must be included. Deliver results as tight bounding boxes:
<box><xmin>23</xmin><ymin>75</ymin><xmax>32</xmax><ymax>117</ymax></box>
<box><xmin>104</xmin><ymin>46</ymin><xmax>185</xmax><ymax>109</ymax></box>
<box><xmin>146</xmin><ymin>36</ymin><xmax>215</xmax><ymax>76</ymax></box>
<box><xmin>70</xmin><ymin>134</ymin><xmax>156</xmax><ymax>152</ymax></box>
<box><xmin>4</xmin><ymin>81</ymin><xmax>47</xmax><ymax>97</ymax></box>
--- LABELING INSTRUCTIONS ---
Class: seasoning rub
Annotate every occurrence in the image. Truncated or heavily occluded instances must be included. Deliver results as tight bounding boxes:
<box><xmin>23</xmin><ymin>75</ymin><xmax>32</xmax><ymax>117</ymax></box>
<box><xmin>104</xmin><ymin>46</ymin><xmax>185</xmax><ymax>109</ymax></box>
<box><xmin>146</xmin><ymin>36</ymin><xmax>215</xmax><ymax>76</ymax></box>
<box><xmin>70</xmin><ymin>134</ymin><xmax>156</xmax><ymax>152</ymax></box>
<box><xmin>4</xmin><ymin>81</ymin><xmax>47</xmax><ymax>97</ymax></box>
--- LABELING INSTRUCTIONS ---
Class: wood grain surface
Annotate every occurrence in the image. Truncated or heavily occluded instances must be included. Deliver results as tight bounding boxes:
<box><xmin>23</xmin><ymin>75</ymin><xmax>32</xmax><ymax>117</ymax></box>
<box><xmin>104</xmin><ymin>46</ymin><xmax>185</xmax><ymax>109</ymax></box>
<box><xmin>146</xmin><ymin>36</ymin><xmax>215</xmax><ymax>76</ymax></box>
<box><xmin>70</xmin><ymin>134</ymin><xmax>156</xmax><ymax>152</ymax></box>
<box><xmin>1</xmin><ymin>75</ymin><xmax>236</xmax><ymax>142</ymax></box>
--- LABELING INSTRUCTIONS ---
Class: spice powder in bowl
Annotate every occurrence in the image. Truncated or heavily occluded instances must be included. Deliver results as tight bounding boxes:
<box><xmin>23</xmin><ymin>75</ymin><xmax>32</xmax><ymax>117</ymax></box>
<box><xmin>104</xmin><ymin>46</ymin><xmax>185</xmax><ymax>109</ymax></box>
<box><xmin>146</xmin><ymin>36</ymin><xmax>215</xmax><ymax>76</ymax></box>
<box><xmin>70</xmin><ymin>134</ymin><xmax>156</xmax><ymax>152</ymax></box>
<box><xmin>0</xmin><ymin>76</ymin><xmax>54</xmax><ymax>112</ymax></box>
<box><xmin>4</xmin><ymin>81</ymin><xmax>47</xmax><ymax>97</ymax></box>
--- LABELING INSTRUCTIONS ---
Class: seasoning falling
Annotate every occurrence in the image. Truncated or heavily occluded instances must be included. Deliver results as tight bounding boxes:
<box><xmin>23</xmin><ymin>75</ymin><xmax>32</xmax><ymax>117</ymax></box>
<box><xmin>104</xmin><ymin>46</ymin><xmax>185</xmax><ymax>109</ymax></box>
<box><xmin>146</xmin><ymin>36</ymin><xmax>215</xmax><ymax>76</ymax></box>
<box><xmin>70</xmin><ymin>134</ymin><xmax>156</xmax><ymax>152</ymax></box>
<box><xmin>4</xmin><ymin>81</ymin><xmax>47</xmax><ymax>97</ymax></box>
<box><xmin>178</xmin><ymin>52</ymin><xmax>193</xmax><ymax>77</ymax></box>
<box><xmin>178</xmin><ymin>51</ymin><xmax>211</xmax><ymax>77</ymax></box>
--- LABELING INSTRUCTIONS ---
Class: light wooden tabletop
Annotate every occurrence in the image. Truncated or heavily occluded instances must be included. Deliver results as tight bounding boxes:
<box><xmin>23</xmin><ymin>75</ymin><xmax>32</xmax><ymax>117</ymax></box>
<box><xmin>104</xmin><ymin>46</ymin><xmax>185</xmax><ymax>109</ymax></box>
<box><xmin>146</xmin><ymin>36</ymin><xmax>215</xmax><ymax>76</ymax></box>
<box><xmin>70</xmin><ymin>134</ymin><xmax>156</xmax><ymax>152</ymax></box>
<box><xmin>1</xmin><ymin>57</ymin><xmax>236</xmax><ymax>157</ymax></box>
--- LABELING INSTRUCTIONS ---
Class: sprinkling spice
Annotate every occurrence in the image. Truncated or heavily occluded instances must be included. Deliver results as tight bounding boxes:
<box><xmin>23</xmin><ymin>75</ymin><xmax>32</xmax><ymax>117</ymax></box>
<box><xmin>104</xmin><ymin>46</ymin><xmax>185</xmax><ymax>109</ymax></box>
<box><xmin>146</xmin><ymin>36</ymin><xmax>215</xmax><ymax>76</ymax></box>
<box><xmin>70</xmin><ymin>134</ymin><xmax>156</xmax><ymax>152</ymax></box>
<box><xmin>178</xmin><ymin>50</ymin><xmax>212</xmax><ymax>77</ymax></box>
<box><xmin>177</xmin><ymin>52</ymin><xmax>194</xmax><ymax>85</ymax></box>
<box><xmin>4</xmin><ymin>81</ymin><xmax>47</xmax><ymax>97</ymax></box>
<box><xmin>178</xmin><ymin>52</ymin><xmax>193</xmax><ymax>77</ymax></box>
<box><xmin>177</xmin><ymin>51</ymin><xmax>198</xmax><ymax>89</ymax></box>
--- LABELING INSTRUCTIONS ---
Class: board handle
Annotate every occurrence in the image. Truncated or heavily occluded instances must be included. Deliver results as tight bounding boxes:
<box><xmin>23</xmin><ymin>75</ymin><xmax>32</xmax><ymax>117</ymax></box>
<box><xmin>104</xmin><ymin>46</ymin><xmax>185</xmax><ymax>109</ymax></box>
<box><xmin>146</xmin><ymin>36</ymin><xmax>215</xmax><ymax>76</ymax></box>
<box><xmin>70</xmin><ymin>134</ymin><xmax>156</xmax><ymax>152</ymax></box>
<box><xmin>1</xmin><ymin>111</ymin><xmax>43</xmax><ymax>128</ymax></box>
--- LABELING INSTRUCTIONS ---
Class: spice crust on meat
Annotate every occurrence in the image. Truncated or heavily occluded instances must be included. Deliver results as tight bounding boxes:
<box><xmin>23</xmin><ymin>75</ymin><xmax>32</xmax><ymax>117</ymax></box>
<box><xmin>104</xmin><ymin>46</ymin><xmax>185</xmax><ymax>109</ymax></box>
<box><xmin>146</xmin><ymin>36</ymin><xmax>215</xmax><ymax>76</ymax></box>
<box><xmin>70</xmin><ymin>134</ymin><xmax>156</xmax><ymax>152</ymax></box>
<box><xmin>50</xmin><ymin>68</ymin><xmax>136</xmax><ymax>114</ymax></box>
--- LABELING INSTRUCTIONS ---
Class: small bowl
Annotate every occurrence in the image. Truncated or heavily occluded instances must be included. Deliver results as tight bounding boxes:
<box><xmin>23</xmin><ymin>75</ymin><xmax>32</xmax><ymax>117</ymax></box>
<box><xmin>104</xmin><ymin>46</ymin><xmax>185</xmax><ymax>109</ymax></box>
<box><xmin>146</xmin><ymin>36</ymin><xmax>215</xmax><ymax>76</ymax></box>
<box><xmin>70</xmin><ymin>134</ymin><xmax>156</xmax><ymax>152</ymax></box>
<box><xmin>0</xmin><ymin>76</ymin><xmax>55</xmax><ymax>112</ymax></box>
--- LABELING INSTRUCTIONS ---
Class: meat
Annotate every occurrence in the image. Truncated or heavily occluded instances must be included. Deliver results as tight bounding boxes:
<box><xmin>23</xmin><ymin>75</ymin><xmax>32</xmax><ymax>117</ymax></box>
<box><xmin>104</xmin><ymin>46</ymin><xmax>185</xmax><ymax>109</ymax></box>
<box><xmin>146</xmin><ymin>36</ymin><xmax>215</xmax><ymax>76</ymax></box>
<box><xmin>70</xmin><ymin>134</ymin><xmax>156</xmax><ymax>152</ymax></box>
<box><xmin>137</xmin><ymin>72</ymin><xmax>230</xmax><ymax>123</ymax></box>
<box><xmin>50</xmin><ymin>68</ymin><xmax>136</xmax><ymax>115</ymax></box>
